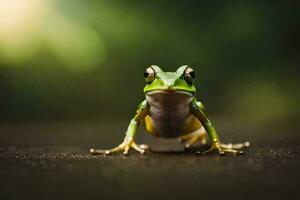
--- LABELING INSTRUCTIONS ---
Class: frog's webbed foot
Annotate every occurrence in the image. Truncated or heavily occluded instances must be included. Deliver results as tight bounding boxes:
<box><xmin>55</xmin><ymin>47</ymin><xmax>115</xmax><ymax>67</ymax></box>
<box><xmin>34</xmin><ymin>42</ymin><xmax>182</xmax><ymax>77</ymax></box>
<box><xmin>180</xmin><ymin>127</ymin><xmax>207</xmax><ymax>148</ymax></box>
<box><xmin>90</xmin><ymin>137</ymin><xmax>149</xmax><ymax>155</ymax></box>
<box><xmin>201</xmin><ymin>140</ymin><xmax>250</xmax><ymax>155</ymax></box>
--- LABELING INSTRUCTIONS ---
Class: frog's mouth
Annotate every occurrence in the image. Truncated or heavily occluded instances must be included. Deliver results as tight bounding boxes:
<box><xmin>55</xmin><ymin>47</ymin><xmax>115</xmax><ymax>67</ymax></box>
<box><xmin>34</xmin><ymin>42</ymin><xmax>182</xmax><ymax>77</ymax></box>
<box><xmin>146</xmin><ymin>89</ymin><xmax>193</xmax><ymax>96</ymax></box>
<box><xmin>145</xmin><ymin>90</ymin><xmax>194</xmax><ymax>106</ymax></box>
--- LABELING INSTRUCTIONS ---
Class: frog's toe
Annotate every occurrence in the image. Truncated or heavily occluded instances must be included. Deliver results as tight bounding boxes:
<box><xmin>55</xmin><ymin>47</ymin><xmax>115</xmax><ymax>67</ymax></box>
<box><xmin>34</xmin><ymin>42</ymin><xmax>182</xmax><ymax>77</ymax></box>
<box><xmin>89</xmin><ymin>148</ymin><xmax>96</xmax><ymax>153</ymax></box>
<box><xmin>200</xmin><ymin>141</ymin><xmax>246</xmax><ymax>155</ymax></box>
<box><xmin>184</xmin><ymin>136</ymin><xmax>207</xmax><ymax>149</ymax></box>
<box><xmin>139</xmin><ymin>144</ymin><xmax>150</xmax><ymax>150</ymax></box>
<box><xmin>182</xmin><ymin>130</ymin><xmax>208</xmax><ymax>149</ymax></box>
<box><xmin>123</xmin><ymin>145</ymin><xmax>130</xmax><ymax>155</ymax></box>
<box><xmin>90</xmin><ymin>141</ymin><xmax>149</xmax><ymax>155</ymax></box>
<box><xmin>201</xmin><ymin>145</ymin><xmax>218</xmax><ymax>155</ymax></box>
<box><xmin>132</xmin><ymin>143</ymin><xmax>149</xmax><ymax>154</ymax></box>
<box><xmin>90</xmin><ymin>144</ymin><xmax>126</xmax><ymax>155</ymax></box>
<box><xmin>222</xmin><ymin>148</ymin><xmax>243</xmax><ymax>154</ymax></box>
<box><xmin>244</xmin><ymin>141</ymin><xmax>250</xmax><ymax>147</ymax></box>
<box><xmin>184</xmin><ymin>137</ymin><xmax>198</xmax><ymax>148</ymax></box>
<box><xmin>89</xmin><ymin>148</ymin><xmax>110</xmax><ymax>155</ymax></box>
<box><xmin>220</xmin><ymin>141</ymin><xmax>250</xmax><ymax>149</ymax></box>
<box><xmin>201</xmin><ymin>147</ymin><xmax>241</xmax><ymax>155</ymax></box>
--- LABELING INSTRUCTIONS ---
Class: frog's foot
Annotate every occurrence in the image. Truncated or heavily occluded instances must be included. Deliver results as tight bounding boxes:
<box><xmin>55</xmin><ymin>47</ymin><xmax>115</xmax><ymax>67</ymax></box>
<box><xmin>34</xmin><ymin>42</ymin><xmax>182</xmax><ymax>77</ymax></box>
<box><xmin>180</xmin><ymin>127</ymin><xmax>207</xmax><ymax>148</ymax></box>
<box><xmin>201</xmin><ymin>140</ymin><xmax>250</xmax><ymax>155</ymax></box>
<box><xmin>90</xmin><ymin>137</ymin><xmax>149</xmax><ymax>155</ymax></box>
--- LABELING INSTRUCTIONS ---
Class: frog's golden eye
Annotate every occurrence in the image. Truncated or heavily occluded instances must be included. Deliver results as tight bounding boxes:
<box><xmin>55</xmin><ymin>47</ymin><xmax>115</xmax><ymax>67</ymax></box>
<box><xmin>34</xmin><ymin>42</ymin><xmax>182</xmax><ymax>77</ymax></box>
<box><xmin>184</xmin><ymin>67</ymin><xmax>195</xmax><ymax>84</ymax></box>
<box><xmin>144</xmin><ymin>67</ymin><xmax>156</xmax><ymax>83</ymax></box>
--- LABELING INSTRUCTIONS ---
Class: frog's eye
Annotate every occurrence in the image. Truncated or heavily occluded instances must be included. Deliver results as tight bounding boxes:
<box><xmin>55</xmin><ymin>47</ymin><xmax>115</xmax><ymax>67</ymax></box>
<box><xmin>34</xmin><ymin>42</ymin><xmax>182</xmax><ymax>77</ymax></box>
<box><xmin>183</xmin><ymin>67</ymin><xmax>195</xmax><ymax>84</ymax></box>
<box><xmin>144</xmin><ymin>67</ymin><xmax>156</xmax><ymax>83</ymax></box>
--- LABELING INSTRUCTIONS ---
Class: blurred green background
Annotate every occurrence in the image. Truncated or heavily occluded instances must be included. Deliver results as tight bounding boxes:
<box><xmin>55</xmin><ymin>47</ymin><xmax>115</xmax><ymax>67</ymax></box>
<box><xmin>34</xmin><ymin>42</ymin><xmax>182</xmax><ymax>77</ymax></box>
<box><xmin>0</xmin><ymin>0</ymin><xmax>299</xmax><ymax>146</ymax></box>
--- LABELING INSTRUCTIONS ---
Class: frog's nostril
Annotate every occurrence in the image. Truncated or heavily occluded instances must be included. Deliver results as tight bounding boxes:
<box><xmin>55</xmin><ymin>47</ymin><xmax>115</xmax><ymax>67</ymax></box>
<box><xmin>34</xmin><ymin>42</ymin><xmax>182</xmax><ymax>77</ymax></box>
<box><xmin>167</xmin><ymin>85</ymin><xmax>174</xmax><ymax>90</ymax></box>
<box><xmin>163</xmin><ymin>79</ymin><xmax>175</xmax><ymax>88</ymax></box>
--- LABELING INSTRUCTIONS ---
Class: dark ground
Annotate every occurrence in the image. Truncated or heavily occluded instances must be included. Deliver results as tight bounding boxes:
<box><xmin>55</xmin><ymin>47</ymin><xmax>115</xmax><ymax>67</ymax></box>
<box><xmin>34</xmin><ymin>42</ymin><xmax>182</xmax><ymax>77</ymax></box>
<box><xmin>0</xmin><ymin>121</ymin><xmax>299</xmax><ymax>200</ymax></box>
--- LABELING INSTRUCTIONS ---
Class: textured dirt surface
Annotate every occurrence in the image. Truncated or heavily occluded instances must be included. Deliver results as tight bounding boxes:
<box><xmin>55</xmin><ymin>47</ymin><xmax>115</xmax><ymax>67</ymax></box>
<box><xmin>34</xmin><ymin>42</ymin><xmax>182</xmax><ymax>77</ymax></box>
<box><xmin>0</xmin><ymin>144</ymin><xmax>299</xmax><ymax>200</ymax></box>
<box><xmin>0</xmin><ymin>121</ymin><xmax>299</xmax><ymax>200</ymax></box>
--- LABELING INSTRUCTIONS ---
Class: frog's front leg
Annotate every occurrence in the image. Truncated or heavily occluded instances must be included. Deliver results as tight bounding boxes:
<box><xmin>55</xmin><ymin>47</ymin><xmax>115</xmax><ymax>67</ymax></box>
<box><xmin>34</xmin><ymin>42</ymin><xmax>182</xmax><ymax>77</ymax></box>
<box><xmin>90</xmin><ymin>100</ymin><xmax>149</xmax><ymax>155</ymax></box>
<box><xmin>191</xmin><ymin>100</ymin><xmax>250</xmax><ymax>155</ymax></box>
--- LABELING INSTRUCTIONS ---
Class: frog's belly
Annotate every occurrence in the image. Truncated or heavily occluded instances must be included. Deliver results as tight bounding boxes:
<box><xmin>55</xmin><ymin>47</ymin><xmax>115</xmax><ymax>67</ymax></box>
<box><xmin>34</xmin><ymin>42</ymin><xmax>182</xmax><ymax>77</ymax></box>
<box><xmin>145</xmin><ymin>90</ymin><xmax>194</xmax><ymax>138</ymax></box>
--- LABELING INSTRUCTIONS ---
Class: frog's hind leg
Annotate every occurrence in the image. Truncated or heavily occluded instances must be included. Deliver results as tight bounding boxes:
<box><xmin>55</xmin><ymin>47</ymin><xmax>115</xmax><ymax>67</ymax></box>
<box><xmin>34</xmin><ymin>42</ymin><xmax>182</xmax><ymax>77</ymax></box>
<box><xmin>180</xmin><ymin>126</ymin><xmax>208</xmax><ymax>149</ymax></box>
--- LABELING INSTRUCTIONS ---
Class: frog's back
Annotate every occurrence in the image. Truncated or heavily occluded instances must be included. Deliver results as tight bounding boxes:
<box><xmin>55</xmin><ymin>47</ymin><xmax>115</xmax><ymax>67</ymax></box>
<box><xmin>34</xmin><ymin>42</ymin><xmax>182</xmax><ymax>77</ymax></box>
<box><xmin>145</xmin><ymin>90</ymin><xmax>201</xmax><ymax>138</ymax></box>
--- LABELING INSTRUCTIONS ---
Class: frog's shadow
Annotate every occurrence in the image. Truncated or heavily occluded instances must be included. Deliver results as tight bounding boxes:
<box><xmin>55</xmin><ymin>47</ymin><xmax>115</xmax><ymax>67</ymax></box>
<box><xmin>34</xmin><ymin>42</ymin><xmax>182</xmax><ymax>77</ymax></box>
<box><xmin>148</xmin><ymin>145</ymin><xmax>210</xmax><ymax>155</ymax></box>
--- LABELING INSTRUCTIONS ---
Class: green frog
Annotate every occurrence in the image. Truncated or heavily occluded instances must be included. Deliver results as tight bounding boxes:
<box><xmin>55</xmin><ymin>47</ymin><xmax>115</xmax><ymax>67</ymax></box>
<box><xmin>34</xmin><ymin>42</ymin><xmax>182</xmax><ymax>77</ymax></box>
<box><xmin>90</xmin><ymin>65</ymin><xmax>250</xmax><ymax>155</ymax></box>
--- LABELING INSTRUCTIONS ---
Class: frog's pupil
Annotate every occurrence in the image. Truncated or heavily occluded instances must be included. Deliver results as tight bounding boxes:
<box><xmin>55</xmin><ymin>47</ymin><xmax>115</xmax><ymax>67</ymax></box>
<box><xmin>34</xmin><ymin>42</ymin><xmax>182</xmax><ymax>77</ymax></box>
<box><xmin>190</xmin><ymin>71</ymin><xmax>195</xmax><ymax>78</ymax></box>
<box><xmin>144</xmin><ymin>72</ymin><xmax>149</xmax><ymax>78</ymax></box>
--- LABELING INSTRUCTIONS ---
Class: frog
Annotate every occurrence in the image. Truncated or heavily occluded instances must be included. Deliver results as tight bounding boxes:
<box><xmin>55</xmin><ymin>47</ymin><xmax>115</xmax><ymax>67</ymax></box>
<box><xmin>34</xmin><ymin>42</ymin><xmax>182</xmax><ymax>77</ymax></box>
<box><xmin>90</xmin><ymin>65</ymin><xmax>250</xmax><ymax>155</ymax></box>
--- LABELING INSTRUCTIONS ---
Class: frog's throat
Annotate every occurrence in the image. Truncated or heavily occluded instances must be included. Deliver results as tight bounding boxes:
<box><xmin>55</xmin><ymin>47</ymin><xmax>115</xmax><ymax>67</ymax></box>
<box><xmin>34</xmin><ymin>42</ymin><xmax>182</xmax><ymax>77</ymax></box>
<box><xmin>145</xmin><ymin>89</ymin><xmax>194</xmax><ymax>138</ymax></box>
<box><xmin>145</xmin><ymin>89</ymin><xmax>194</xmax><ymax>96</ymax></box>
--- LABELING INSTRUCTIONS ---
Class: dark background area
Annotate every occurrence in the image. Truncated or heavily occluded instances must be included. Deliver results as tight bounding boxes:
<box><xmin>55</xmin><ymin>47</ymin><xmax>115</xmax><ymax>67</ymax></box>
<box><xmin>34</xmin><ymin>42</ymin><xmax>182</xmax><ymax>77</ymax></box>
<box><xmin>0</xmin><ymin>0</ymin><xmax>299</xmax><ymax>200</ymax></box>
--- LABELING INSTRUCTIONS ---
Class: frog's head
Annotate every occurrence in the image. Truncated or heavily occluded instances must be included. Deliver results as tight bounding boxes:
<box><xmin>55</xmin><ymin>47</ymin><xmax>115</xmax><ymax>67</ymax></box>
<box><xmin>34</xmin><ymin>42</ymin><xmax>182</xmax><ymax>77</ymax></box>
<box><xmin>143</xmin><ymin>65</ymin><xmax>196</xmax><ymax>95</ymax></box>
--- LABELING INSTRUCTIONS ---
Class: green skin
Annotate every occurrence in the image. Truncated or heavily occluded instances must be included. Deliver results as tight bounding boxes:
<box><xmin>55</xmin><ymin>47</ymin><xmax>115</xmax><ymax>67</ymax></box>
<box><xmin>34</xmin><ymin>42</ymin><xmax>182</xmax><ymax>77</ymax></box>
<box><xmin>90</xmin><ymin>65</ymin><xmax>249</xmax><ymax>155</ymax></box>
